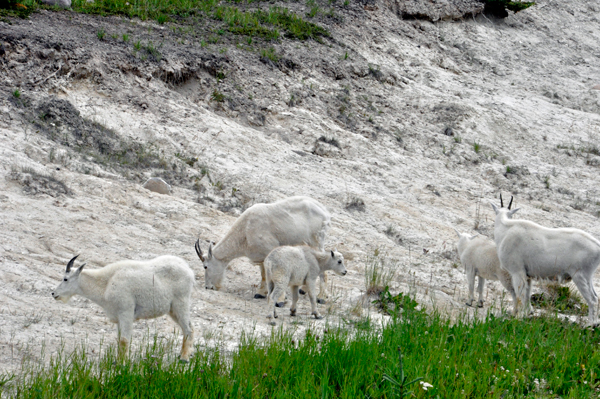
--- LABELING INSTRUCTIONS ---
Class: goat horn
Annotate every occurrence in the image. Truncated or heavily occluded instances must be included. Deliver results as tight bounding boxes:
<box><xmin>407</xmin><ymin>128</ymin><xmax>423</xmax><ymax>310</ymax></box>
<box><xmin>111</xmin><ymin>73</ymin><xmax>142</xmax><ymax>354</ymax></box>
<box><xmin>508</xmin><ymin>196</ymin><xmax>514</xmax><ymax>210</ymax></box>
<box><xmin>194</xmin><ymin>239</ymin><xmax>205</xmax><ymax>262</ymax></box>
<box><xmin>500</xmin><ymin>193</ymin><xmax>504</xmax><ymax>208</ymax></box>
<box><xmin>66</xmin><ymin>255</ymin><xmax>79</xmax><ymax>273</ymax></box>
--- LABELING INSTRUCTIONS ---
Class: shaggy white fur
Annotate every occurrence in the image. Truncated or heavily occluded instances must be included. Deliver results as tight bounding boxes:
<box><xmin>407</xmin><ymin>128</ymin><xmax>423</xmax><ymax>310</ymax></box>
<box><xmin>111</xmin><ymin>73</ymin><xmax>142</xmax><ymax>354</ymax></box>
<box><xmin>492</xmin><ymin>203</ymin><xmax>600</xmax><ymax>325</ymax></box>
<box><xmin>52</xmin><ymin>255</ymin><xmax>195</xmax><ymax>361</ymax></box>
<box><xmin>455</xmin><ymin>229</ymin><xmax>516</xmax><ymax>313</ymax></box>
<box><xmin>263</xmin><ymin>245</ymin><xmax>346</xmax><ymax>324</ymax></box>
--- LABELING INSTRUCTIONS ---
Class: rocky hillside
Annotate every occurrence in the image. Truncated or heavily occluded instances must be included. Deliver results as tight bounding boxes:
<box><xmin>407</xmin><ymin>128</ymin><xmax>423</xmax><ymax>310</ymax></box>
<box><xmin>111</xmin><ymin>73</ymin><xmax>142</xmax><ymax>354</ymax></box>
<box><xmin>1</xmin><ymin>0</ymin><xmax>600</xmax><ymax>374</ymax></box>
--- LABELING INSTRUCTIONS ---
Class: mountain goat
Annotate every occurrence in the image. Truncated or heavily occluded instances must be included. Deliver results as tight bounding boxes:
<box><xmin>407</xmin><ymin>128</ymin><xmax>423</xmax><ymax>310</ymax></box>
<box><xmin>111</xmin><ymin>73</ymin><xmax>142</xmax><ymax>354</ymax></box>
<box><xmin>195</xmin><ymin>196</ymin><xmax>331</xmax><ymax>302</ymax></box>
<box><xmin>52</xmin><ymin>255</ymin><xmax>195</xmax><ymax>361</ymax></box>
<box><xmin>492</xmin><ymin>197</ymin><xmax>600</xmax><ymax>325</ymax></box>
<box><xmin>455</xmin><ymin>229</ymin><xmax>516</xmax><ymax>313</ymax></box>
<box><xmin>264</xmin><ymin>246</ymin><xmax>346</xmax><ymax>323</ymax></box>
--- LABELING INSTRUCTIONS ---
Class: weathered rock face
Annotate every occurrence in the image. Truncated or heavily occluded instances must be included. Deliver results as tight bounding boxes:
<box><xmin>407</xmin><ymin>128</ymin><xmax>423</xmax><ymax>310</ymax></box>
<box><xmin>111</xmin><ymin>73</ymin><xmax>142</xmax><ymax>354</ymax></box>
<box><xmin>0</xmin><ymin>0</ymin><xmax>600</xmax><ymax>376</ymax></box>
<box><xmin>386</xmin><ymin>0</ymin><xmax>484</xmax><ymax>21</ymax></box>
<box><xmin>40</xmin><ymin>0</ymin><xmax>71</xmax><ymax>8</ymax></box>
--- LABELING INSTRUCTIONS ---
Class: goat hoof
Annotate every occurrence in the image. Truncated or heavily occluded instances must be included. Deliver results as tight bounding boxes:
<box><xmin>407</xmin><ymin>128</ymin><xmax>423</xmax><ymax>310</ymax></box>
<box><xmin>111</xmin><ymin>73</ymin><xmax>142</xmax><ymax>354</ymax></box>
<box><xmin>290</xmin><ymin>310</ymin><xmax>297</xmax><ymax>317</ymax></box>
<box><xmin>254</xmin><ymin>293</ymin><xmax>266</xmax><ymax>299</ymax></box>
<box><xmin>299</xmin><ymin>289</ymin><xmax>306</xmax><ymax>295</ymax></box>
<box><xmin>317</xmin><ymin>298</ymin><xmax>326</xmax><ymax>304</ymax></box>
<box><xmin>312</xmin><ymin>313</ymin><xmax>323</xmax><ymax>320</ymax></box>
<box><xmin>465</xmin><ymin>302</ymin><xmax>472</xmax><ymax>307</ymax></box>
<box><xmin>275</xmin><ymin>302</ymin><xmax>285</xmax><ymax>308</ymax></box>
<box><xmin>477</xmin><ymin>302</ymin><xmax>484</xmax><ymax>308</ymax></box>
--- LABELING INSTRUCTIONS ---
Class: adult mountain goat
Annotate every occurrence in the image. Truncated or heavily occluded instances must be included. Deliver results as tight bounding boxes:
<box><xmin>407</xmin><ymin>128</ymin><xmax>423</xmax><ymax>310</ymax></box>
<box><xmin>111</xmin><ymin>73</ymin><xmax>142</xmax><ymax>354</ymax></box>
<box><xmin>195</xmin><ymin>196</ymin><xmax>331</xmax><ymax>301</ymax></box>
<box><xmin>455</xmin><ymin>229</ymin><xmax>516</xmax><ymax>313</ymax></box>
<box><xmin>52</xmin><ymin>255</ymin><xmax>195</xmax><ymax>361</ymax></box>
<box><xmin>492</xmin><ymin>199</ymin><xmax>600</xmax><ymax>325</ymax></box>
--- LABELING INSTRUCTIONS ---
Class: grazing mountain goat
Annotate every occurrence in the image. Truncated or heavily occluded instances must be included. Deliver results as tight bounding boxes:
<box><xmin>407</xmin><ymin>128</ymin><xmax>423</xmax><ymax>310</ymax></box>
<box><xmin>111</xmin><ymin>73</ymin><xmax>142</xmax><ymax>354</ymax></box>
<box><xmin>264</xmin><ymin>246</ymin><xmax>346</xmax><ymax>323</ymax></box>
<box><xmin>491</xmin><ymin>201</ymin><xmax>600</xmax><ymax>325</ymax></box>
<box><xmin>195</xmin><ymin>196</ymin><xmax>331</xmax><ymax>302</ymax></box>
<box><xmin>455</xmin><ymin>229</ymin><xmax>516</xmax><ymax>313</ymax></box>
<box><xmin>52</xmin><ymin>255</ymin><xmax>195</xmax><ymax>361</ymax></box>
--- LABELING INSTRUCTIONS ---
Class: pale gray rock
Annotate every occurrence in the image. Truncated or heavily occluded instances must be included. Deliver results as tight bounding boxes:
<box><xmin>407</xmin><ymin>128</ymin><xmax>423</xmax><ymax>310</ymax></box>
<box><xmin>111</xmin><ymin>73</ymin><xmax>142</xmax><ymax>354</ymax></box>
<box><xmin>41</xmin><ymin>0</ymin><xmax>72</xmax><ymax>8</ymax></box>
<box><xmin>388</xmin><ymin>0</ymin><xmax>484</xmax><ymax>21</ymax></box>
<box><xmin>142</xmin><ymin>177</ymin><xmax>171</xmax><ymax>195</ymax></box>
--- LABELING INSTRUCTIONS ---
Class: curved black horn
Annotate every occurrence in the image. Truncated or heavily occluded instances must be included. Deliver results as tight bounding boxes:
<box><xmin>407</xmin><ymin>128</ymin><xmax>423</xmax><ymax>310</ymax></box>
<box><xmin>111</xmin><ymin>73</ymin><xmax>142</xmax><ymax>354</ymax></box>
<box><xmin>508</xmin><ymin>196</ymin><xmax>514</xmax><ymax>210</ymax></box>
<box><xmin>500</xmin><ymin>193</ymin><xmax>504</xmax><ymax>208</ymax></box>
<box><xmin>66</xmin><ymin>255</ymin><xmax>79</xmax><ymax>273</ymax></box>
<box><xmin>194</xmin><ymin>239</ymin><xmax>205</xmax><ymax>262</ymax></box>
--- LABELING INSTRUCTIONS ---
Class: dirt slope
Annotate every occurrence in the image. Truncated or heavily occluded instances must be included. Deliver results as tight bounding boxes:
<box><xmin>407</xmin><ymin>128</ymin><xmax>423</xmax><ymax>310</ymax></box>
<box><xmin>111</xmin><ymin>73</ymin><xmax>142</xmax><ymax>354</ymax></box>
<box><xmin>1</xmin><ymin>0</ymin><xmax>600</xmax><ymax>375</ymax></box>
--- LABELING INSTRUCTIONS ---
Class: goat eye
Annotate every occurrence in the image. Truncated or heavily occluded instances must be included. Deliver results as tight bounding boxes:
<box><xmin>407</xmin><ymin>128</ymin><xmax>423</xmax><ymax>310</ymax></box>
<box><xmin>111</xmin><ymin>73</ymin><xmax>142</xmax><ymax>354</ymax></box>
<box><xmin>64</xmin><ymin>278</ymin><xmax>68</xmax><ymax>282</ymax></box>
<box><xmin>338</xmin><ymin>260</ymin><xmax>342</xmax><ymax>264</ymax></box>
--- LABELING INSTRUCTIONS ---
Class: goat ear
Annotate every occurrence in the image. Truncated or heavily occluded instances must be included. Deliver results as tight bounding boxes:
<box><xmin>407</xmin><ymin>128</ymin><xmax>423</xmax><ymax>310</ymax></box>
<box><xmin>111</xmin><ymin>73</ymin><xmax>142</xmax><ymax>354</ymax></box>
<box><xmin>453</xmin><ymin>228</ymin><xmax>461</xmax><ymax>238</ymax></box>
<box><xmin>195</xmin><ymin>239</ymin><xmax>205</xmax><ymax>262</ymax></box>
<box><xmin>469</xmin><ymin>234</ymin><xmax>481</xmax><ymax>240</ymax></box>
<box><xmin>331</xmin><ymin>250</ymin><xmax>335</xmax><ymax>258</ymax></box>
<box><xmin>507</xmin><ymin>208</ymin><xmax>520</xmax><ymax>218</ymax></box>
<box><xmin>75</xmin><ymin>263</ymin><xmax>86</xmax><ymax>276</ymax></box>
<box><xmin>490</xmin><ymin>203</ymin><xmax>499</xmax><ymax>215</ymax></box>
<box><xmin>208</xmin><ymin>243</ymin><xmax>213</xmax><ymax>259</ymax></box>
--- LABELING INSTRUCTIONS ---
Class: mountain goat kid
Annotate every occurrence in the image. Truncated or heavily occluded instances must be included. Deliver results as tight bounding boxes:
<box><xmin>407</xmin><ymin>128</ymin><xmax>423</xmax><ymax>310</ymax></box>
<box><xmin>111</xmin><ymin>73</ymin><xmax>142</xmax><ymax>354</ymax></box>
<box><xmin>264</xmin><ymin>246</ymin><xmax>346</xmax><ymax>324</ymax></box>
<box><xmin>52</xmin><ymin>255</ymin><xmax>195</xmax><ymax>361</ymax></box>
<box><xmin>492</xmin><ymin>200</ymin><xmax>600</xmax><ymax>325</ymax></box>
<box><xmin>455</xmin><ymin>229</ymin><xmax>516</xmax><ymax>313</ymax></box>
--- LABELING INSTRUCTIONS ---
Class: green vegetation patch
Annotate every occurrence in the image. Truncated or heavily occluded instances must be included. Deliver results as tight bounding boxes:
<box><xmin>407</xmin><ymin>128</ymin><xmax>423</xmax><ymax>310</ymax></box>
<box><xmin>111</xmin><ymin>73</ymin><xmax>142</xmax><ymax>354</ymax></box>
<box><xmin>5</xmin><ymin>298</ymin><xmax>600</xmax><ymax>398</ymax></box>
<box><xmin>69</xmin><ymin>0</ymin><xmax>328</xmax><ymax>41</ymax></box>
<box><xmin>0</xmin><ymin>0</ymin><xmax>36</xmax><ymax>18</ymax></box>
<box><xmin>531</xmin><ymin>283</ymin><xmax>589</xmax><ymax>316</ymax></box>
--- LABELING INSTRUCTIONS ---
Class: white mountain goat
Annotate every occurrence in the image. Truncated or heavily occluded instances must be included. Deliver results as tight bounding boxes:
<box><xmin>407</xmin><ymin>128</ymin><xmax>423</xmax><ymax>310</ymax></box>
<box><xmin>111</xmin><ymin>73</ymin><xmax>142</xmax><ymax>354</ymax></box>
<box><xmin>195</xmin><ymin>196</ymin><xmax>331</xmax><ymax>303</ymax></box>
<box><xmin>455</xmin><ymin>229</ymin><xmax>516</xmax><ymax>313</ymax></box>
<box><xmin>492</xmin><ymin>196</ymin><xmax>600</xmax><ymax>325</ymax></box>
<box><xmin>51</xmin><ymin>255</ymin><xmax>195</xmax><ymax>361</ymax></box>
<box><xmin>264</xmin><ymin>246</ymin><xmax>346</xmax><ymax>323</ymax></box>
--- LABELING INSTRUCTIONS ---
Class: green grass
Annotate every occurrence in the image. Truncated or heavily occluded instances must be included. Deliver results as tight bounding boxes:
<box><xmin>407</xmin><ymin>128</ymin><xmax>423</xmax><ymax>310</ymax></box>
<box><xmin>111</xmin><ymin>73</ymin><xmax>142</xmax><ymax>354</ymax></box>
<box><xmin>5</xmin><ymin>291</ymin><xmax>600</xmax><ymax>398</ymax></box>
<box><xmin>260</xmin><ymin>46</ymin><xmax>279</xmax><ymax>62</ymax></box>
<box><xmin>65</xmin><ymin>0</ymin><xmax>328</xmax><ymax>41</ymax></box>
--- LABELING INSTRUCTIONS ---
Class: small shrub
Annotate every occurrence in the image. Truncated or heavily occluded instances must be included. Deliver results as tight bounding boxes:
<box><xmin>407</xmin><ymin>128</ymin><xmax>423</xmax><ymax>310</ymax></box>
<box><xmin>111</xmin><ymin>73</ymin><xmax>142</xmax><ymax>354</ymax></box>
<box><xmin>97</xmin><ymin>29</ymin><xmax>105</xmax><ymax>40</ymax></box>
<box><xmin>12</xmin><ymin>89</ymin><xmax>20</xmax><ymax>98</ymax></box>
<box><xmin>122</xmin><ymin>34</ymin><xmax>129</xmax><ymax>42</ymax></box>
<box><xmin>530</xmin><ymin>283</ymin><xmax>588</xmax><ymax>316</ymax></box>
<box><xmin>260</xmin><ymin>47</ymin><xmax>279</xmax><ymax>63</ymax></box>
<box><xmin>364</xmin><ymin>251</ymin><xmax>397</xmax><ymax>295</ymax></box>
<box><xmin>144</xmin><ymin>41</ymin><xmax>162</xmax><ymax>61</ymax></box>
<box><xmin>473</xmin><ymin>141</ymin><xmax>481</xmax><ymax>153</ymax></box>
<box><xmin>543</xmin><ymin>175</ymin><xmax>551</xmax><ymax>189</ymax></box>
<box><xmin>156</xmin><ymin>14</ymin><xmax>168</xmax><ymax>24</ymax></box>
<box><xmin>384</xmin><ymin>225</ymin><xmax>397</xmax><ymax>237</ymax></box>
<box><xmin>373</xmin><ymin>286</ymin><xmax>421</xmax><ymax>316</ymax></box>
<box><xmin>317</xmin><ymin>136</ymin><xmax>340</xmax><ymax>148</ymax></box>
<box><xmin>211</xmin><ymin>90</ymin><xmax>225</xmax><ymax>102</ymax></box>
<box><xmin>346</xmin><ymin>196</ymin><xmax>365</xmax><ymax>212</ymax></box>
<box><xmin>133</xmin><ymin>40</ymin><xmax>142</xmax><ymax>51</ymax></box>
<box><xmin>454</xmin><ymin>135</ymin><xmax>462</xmax><ymax>143</ymax></box>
